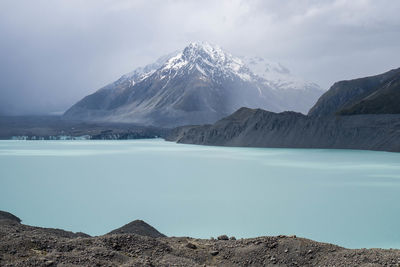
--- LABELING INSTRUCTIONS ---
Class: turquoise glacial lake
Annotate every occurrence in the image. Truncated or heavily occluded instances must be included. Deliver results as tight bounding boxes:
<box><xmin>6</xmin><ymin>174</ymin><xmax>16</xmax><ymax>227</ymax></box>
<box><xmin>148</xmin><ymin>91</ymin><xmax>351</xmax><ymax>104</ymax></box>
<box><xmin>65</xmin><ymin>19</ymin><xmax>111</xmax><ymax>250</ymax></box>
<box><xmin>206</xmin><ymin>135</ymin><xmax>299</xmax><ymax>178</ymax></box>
<box><xmin>1</xmin><ymin>139</ymin><xmax>400</xmax><ymax>249</ymax></box>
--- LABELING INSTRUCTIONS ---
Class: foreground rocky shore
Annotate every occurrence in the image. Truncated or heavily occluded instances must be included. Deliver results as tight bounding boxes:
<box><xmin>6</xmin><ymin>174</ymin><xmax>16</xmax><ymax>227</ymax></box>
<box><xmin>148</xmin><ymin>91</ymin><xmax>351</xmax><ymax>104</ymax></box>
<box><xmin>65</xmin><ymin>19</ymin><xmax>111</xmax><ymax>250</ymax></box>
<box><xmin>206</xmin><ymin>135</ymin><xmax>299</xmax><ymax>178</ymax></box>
<box><xmin>1</xmin><ymin>211</ymin><xmax>400</xmax><ymax>266</ymax></box>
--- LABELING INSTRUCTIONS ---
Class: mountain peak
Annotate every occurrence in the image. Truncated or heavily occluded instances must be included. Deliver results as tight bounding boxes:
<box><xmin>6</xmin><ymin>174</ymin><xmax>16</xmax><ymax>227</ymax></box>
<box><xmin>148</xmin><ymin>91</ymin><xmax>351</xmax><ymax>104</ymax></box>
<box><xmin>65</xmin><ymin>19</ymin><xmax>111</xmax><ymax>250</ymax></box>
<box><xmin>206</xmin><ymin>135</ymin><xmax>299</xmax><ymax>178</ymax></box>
<box><xmin>157</xmin><ymin>41</ymin><xmax>251</xmax><ymax>82</ymax></box>
<box><xmin>64</xmin><ymin>42</ymin><xmax>324</xmax><ymax>126</ymax></box>
<box><xmin>181</xmin><ymin>41</ymin><xmax>229</xmax><ymax>65</ymax></box>
<box><xmin>185</xmin><ymin>41</ymin><xmax>223</xmax><ymax>54</ymax></box>
<box><xmin>117</xmin><ymin>42</ymin><xmax>321</xmax><ymax>93</ymax></box>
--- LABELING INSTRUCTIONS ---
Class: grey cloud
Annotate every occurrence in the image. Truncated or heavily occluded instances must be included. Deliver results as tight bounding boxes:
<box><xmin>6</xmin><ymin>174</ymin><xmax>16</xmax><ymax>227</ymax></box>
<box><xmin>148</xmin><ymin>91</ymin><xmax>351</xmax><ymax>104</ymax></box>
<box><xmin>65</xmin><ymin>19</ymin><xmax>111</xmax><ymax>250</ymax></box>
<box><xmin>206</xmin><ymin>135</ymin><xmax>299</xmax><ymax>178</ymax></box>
<box><xmin>0</xmin><ymin>0</ymin><xmax>399</xmax><ymax>115</ymax></box>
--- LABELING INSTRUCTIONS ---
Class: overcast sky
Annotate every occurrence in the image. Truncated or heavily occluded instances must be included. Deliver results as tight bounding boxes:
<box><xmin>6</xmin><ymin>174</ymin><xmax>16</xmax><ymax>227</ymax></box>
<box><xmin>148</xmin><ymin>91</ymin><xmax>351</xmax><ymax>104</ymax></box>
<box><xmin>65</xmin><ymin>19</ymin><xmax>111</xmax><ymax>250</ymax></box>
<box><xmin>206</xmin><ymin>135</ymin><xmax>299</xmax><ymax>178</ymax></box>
<box><xmin>1</xmin><ymin>0</ymin><xmax>399</xmax><ymax>115</ymax></box>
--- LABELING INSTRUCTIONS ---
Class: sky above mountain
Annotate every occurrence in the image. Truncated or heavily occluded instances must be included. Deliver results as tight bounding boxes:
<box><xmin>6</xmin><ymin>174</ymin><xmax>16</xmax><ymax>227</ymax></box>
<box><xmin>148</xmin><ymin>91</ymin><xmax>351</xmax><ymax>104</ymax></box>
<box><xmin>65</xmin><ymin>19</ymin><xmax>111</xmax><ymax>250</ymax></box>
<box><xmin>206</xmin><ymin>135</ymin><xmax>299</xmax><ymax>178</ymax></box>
<box><xmin>0</xmin><ymin>0</ymin><xmax>399</xmax><ymax>115</ymax></box>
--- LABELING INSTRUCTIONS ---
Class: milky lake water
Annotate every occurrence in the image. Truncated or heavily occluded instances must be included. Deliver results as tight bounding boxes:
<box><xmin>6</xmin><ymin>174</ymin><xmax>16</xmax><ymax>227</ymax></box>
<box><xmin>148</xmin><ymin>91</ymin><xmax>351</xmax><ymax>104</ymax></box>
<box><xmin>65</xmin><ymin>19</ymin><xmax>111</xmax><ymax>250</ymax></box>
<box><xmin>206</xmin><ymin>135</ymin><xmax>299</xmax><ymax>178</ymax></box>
<box><xmin>1</xmin><ymin>139</ymin><xmax>400</xmax><ymax>249</ymax></box>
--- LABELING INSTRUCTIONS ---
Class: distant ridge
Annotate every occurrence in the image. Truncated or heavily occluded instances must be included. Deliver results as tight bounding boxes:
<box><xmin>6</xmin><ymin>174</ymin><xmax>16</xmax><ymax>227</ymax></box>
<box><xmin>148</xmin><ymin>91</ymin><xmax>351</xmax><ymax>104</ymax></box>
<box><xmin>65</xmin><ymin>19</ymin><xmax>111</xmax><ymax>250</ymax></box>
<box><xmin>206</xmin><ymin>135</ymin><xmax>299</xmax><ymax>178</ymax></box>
<box><xmin>309</xmin><ymin>67</ymin><xmax>400</xmax><ymax>116</ymax></box>
<box><xmin>166</xmin><ymin>107</ymin><xmax>400</xmax><ymax>152</ymax></box>
<box><xmin>166</xmin><ymin>67</ymin><xmax>400</xmax><ymax>152</ymax></box>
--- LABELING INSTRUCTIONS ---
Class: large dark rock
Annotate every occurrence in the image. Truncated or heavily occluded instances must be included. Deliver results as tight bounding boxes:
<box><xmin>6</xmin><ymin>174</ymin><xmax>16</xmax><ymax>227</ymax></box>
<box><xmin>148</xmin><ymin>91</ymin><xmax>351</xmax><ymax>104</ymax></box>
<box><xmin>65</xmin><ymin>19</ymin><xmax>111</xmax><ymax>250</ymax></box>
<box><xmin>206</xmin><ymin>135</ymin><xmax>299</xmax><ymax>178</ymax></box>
<box><xmin>107</xmin><ymin>220</ymin><xmax>166</xmax><ymax>238</ymax></box>
<box><xmin>0</xmin><ymin>210</ymin><xmax>21</xmax><ymax>223</ymax></box>
<box><xmin>217</xmin><ymin>235</ymin><xmax>229</xmax><ymax>240</ymax></box>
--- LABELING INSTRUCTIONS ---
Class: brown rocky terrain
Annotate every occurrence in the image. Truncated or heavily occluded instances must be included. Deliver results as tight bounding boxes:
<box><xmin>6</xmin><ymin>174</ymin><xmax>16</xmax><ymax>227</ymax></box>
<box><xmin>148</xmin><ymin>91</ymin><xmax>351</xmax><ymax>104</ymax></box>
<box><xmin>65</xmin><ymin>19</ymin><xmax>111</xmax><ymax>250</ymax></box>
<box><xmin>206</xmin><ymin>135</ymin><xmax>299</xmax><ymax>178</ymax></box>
<box><xmin>107</xmin><ymin>220</ymin><xmax>166</xmax><ymax>238</ymax></box>
<box><xmin>1</xmin><ymin>211</ymin><xmax>400</xmax><ymax>266</ymax></box>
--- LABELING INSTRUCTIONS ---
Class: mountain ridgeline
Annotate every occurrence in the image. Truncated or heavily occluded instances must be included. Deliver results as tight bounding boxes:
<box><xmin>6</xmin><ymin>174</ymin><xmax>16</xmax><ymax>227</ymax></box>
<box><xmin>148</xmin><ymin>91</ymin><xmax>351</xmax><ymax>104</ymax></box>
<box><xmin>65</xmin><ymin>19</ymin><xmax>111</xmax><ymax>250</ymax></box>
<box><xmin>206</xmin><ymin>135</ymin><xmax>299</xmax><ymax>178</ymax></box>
<box><xmin>167</xmin><ymin>68</ymin><xmax>400</xmax><ymax>152</ymax></box>
<box><xmin>64</xmin><ymin>42</ymin><xmax>323</xmax><ymax>127</ymax></box>
<box><xmin>309</xmin><ymin>67</ymin><xmax>400</xmax><ymax>116</ymax></box>
<box><xmin>63</xmin><ymin>41</ymin><xmax>400</xmax><ymax>152</ymax></box>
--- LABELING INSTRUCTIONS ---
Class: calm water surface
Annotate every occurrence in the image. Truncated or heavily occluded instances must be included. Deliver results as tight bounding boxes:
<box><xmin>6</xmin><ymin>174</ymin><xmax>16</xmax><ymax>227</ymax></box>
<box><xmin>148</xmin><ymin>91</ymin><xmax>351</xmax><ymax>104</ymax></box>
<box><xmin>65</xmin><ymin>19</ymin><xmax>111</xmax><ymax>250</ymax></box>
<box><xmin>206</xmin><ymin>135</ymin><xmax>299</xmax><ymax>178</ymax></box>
<box><xmin>1</xmin><ymin>139</ymin><xmax>400</xmax><ymax>249</ymax></box>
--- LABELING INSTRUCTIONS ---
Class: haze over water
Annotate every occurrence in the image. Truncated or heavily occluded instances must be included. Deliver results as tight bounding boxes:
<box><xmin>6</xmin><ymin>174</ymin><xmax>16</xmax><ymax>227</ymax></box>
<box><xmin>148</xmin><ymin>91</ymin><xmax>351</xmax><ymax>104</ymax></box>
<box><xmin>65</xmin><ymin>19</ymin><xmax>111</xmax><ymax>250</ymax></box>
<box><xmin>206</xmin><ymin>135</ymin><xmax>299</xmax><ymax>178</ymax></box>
<box><xmin>1</xmin><ymin>139</ymin><xmax>399</xmax><ymax>249</ymax></box>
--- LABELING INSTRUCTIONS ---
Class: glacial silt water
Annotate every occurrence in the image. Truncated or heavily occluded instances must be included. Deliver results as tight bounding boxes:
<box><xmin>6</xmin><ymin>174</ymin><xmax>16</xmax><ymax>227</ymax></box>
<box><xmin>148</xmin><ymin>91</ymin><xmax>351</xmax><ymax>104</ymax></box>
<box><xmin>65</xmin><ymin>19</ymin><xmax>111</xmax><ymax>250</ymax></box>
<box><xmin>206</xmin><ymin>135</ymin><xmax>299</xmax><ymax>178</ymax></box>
<box><xmin>1</xmin><ymin>139</ymin><xmax>399</xmax><ymax>249</ymax></box>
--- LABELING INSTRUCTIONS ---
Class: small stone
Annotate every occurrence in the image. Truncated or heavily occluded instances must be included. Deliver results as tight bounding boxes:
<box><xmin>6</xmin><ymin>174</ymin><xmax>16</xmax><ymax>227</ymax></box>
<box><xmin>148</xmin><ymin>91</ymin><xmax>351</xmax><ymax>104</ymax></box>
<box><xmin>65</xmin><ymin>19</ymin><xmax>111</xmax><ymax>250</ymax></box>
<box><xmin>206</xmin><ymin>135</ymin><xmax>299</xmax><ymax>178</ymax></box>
<box><xmin>45</xmin><ymin>260</ymin><xmax>54</xmax><ymax>266</ymax></box>
<box><xmin>307</xmin><ymin>249</ymin><xmax>313</xmax><ymax>254</ymax></box>
<box><xmin>186</xmin><ymin>242</ymin><xmax>197</xmax><ymax>249</ymax></box>
<box><xmin>285</xmin><ymin>249</ymin><xmax>289</xmax><ymax>253</ymax></box>
<box><xmin>210</xmin><ymin>250</ymin><xmax>219</xmax><ymax>256</ymax></box>
<box><xmin>229</xmin><ymin>236</ymin><xmax>236</xmax><ymax>240</ymax></box>
<box><xmin>217</xmin><ymin>235</ymin><xmax>229</xmax><ymax>240</ymax></box>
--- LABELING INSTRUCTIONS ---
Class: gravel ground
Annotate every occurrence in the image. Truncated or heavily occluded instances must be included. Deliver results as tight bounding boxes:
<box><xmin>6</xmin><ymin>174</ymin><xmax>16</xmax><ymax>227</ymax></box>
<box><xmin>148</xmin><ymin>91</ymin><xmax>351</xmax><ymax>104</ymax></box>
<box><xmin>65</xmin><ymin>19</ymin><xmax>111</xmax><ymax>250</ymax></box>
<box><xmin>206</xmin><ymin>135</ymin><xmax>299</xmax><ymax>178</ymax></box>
<box><xmin>1</xmin><ymin>214</ymin><xmax>400</xmax><ymax>267</ymax></box>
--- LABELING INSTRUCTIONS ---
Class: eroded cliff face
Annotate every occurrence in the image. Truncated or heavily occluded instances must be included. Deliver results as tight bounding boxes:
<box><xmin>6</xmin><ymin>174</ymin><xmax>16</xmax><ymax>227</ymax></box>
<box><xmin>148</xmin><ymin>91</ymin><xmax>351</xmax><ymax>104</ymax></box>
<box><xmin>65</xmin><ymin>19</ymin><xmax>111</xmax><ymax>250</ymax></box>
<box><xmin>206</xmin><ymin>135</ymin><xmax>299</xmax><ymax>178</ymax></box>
<box><xmin>166</xmin><ymin>107</ymin><xmax>400</xmax><ymax>152</ymax></box>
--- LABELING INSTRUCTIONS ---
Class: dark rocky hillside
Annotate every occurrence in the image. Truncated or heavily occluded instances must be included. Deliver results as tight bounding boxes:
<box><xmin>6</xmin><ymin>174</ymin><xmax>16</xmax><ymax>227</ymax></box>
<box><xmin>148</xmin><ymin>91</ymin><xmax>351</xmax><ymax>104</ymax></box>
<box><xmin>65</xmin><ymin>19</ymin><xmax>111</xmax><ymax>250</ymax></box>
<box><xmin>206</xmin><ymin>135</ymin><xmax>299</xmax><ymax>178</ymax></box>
<box><xmin>339</xmin><ymin>73</ymin><xmax>400</xmax><ymax>115</ymax></box>
<box><xmin>1</xmin><ymin>211</ymin><xmax>400</xmax><ymax>266</ymax></box>
<box><xmin>108</xmin><ymin>220</ymin><xmax>166</xmax><ymax>238</ymax></box>
<box><xmin>0</xmin><ymin>211</ymin><xmax>21</xmax><ymax>223</ymax></box>
<box><xmin>167</xmin><ymin>68</ymin><xmax>400</xmax><ymax>152</ymax></box>
<box><xmin>167</xmin><ymin>107</ymin><xmax>400</xmax><ymax>152</ymax></box>
<box><xmin>308</xmin><ymin>67</ymin><xmax>400</xmax><ymax>116</ymax></box>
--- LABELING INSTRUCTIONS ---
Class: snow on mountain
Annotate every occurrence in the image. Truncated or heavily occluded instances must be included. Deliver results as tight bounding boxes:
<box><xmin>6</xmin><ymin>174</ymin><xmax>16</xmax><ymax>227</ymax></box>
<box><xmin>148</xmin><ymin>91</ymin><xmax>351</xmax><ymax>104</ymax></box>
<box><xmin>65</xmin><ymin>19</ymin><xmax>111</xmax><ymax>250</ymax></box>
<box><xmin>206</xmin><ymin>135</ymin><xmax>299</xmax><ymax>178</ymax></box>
<box><xmin>154</xmin><ymin>42</ymin><xmax>321</xmax><ymax>92</ymax></box>
<box><xmin>104</xmin><ymin>42</ymin><xmax>320</xmax><ymax>94</ymax></box>
<box><xmin>101</xmin><ymin>50</ymin><xmax>180</xmax><ymax>91</ymax></box>
<box><xmin>241</xmin><ymin>56</ymin><xmax>321</xmax><ymax>91</ymax></box>
<box><xmin>64</xmin><ymin>42</ymin><xmax>325</xmax><ymax>127</ymax></box>
<box><xmin>157</xmin><ymin>42</ymin><xmax>254</xmax><ymax>82</ymax></box>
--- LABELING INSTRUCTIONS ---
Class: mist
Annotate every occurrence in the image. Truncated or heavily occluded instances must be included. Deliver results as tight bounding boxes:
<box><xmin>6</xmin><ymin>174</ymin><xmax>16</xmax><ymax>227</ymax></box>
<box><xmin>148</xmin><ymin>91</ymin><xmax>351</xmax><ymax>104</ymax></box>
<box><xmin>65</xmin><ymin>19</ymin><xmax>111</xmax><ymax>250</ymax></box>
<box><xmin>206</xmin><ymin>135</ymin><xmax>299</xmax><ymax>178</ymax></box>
<box><xmin>0</xmin><ymin>0</ymin><xmax>399</xmax><ymax>115</ymax></box>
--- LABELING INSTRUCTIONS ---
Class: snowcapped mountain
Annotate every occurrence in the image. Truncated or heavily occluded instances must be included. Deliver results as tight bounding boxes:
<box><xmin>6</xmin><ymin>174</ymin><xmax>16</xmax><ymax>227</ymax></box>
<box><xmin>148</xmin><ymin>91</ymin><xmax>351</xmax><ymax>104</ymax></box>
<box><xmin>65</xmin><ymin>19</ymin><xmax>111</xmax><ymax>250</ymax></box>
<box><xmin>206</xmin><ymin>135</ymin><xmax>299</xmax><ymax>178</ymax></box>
<box><xmin>64</xmin><ymin>42</ymin><xmax>324</xmax><ymax>127</ymax></box>
<box><xmin>242</xmin><ymin>56</ymin><xmax>320</xmax><ymax>91</ymax></box>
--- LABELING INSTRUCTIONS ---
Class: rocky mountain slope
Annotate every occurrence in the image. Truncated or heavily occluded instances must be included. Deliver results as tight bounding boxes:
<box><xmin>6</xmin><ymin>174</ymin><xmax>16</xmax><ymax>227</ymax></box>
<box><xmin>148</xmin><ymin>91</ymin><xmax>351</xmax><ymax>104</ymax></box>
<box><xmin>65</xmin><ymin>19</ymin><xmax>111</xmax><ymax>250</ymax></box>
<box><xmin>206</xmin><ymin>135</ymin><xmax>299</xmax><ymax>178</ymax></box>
<box><xmin>108</xmin><ymin>220</ymin><xmax>166</xmax><ymax>238</ymax></box>
<box><xmin>64</xmin><ymin>42</ymin><xmax>323</xmax><ymax>127</ymax></box>
<box><xmin>308</xmin><ymin>67</ymin><xmax>400</xmax><ymax>116</ymax></box>
<box><xmin>0</xmin><ymin>211</ymin><xmax>21</xmax><ymax>223</ymax></box>
<box><xmin>167</xmin><ymin>68</ymin><xmax>400</xmax><ymax>152</ymax></box>
<box><xmin>339</xmin><ymin>70</ymin><xmax>400</xmax><ymax>115</ymax></box>
<box><xmin>1</xmin><ymin>211</ymin><xmax>400</xmax><ymax>266</ymax></box>
<box><xmin>167</xmin><ymin>107</ymin><xmax>400</xmax><ymax>152</ymax></box>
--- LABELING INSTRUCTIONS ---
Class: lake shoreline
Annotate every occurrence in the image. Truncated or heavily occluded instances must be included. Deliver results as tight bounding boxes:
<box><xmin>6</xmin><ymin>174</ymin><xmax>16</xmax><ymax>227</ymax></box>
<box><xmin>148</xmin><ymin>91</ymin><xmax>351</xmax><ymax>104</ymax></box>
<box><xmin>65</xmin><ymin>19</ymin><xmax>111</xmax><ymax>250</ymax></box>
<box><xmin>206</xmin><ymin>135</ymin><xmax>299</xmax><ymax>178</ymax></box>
<box><xmin>3</xmin><ymin>113</ymin><xmax>400</xmax><ymax>154</ymax></box>
<box><xmin>0</xmin><ymin>115</ymin><xmax>169</xmax><ymax>140</ymax></box>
